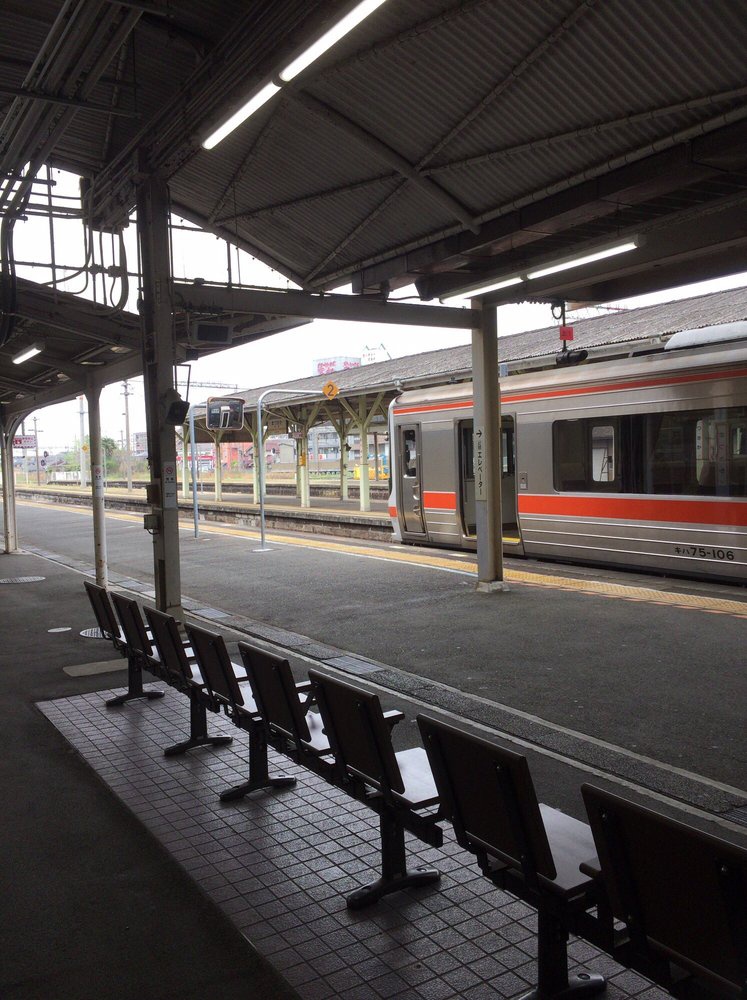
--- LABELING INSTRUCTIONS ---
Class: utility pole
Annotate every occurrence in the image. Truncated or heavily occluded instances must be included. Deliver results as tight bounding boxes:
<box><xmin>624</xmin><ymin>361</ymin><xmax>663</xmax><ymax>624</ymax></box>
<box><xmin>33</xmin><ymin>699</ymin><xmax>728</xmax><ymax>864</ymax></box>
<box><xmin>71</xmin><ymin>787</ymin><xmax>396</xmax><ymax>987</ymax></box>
<box><xmin>122</xmin><ymin>380</ymin><xmax>133</xmax><ymax>492</ymax></box>
<box><xmin>33</xmin><ymin>416</ymin><xmax>41</xmax><ymax>485</ymax></box>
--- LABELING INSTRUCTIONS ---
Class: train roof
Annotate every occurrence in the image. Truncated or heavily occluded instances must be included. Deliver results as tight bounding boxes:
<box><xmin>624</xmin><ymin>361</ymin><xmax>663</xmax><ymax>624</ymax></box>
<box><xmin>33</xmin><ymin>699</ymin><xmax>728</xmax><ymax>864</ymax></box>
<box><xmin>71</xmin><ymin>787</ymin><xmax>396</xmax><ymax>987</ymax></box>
<box><xmin>392</xmin><ymin>331</ymin><xmax>747</xmax><ymax>409</ymax></box>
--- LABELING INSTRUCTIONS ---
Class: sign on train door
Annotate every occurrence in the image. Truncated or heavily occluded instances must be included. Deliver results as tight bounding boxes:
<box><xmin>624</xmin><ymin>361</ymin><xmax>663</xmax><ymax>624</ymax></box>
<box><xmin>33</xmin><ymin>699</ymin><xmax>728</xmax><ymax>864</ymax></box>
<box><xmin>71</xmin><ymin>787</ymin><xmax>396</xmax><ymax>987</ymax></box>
<box><xmin>398</xmin><ymin>423</ymin><xmax>426</xmax><ymax>535</ymax></box>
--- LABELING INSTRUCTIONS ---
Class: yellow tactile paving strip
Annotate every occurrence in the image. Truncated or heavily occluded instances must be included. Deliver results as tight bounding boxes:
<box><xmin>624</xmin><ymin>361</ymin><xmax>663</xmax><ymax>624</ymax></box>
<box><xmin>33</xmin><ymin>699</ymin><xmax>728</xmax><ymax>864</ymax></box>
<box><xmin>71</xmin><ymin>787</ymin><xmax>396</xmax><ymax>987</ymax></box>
<box><xmin>19</xmin><ymin>498</ymin><xmax>747</xmax><ymax>619</ymax></box>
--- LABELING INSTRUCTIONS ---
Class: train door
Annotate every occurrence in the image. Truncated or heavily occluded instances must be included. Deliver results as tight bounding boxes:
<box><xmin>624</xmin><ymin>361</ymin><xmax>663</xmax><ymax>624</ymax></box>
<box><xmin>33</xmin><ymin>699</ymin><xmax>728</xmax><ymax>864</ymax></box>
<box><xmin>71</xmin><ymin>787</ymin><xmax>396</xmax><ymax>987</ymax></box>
<box><xmin>501</xmin><ymin>416</ymin><xmax>518</xmax><ymax>535</ymax></box>
<box><xmin>458</xmin><ymin>417</ymin><xmax>517</xmax><ymax>537</ymax></box>
<box><xmin>398</xmin><ymin>424</ymin><xmax>426</xmax><ymax>535</ymax></box>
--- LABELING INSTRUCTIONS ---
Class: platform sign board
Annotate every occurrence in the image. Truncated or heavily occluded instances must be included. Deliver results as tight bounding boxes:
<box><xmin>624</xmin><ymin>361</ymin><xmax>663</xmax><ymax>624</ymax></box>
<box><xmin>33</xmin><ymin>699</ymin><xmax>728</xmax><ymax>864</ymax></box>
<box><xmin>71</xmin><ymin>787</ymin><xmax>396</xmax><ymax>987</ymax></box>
<box><xmin>206</xmin><ymin>396</ymin><xmax>244</xmax><ymax>430</ymax></box>
<box><xmin>322</xmin><ymin>380</ymin><xmax>339</xmax><ymax>399</ymax></box>
<box><xmin>266</xmin><ymin>416</ymin><xmax>287</xmax><ymax>434</ymax></box>
<box><xmin>162</xmin><ymin>461</ymin><xmax>177</xmax><ymax>508</ymax></box>
<box><xmin>474</xmin><ymin>426</ymin><xmax>486</xmax><ymax>500</ymax></box>
<box><xmin>13</xmin><ymin>435</ymin><xmax>35</xmax><ymax>449</ymax></box>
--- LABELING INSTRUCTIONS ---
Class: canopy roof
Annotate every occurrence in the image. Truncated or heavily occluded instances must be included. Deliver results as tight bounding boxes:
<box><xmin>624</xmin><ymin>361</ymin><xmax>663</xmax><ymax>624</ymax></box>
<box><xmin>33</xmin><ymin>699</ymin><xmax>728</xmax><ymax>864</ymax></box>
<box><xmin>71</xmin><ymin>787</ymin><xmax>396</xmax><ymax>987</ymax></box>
<box><xmin>2</xmin><ymin>0</ymin><xmax>747</xmax><ymax>305</ymax></box>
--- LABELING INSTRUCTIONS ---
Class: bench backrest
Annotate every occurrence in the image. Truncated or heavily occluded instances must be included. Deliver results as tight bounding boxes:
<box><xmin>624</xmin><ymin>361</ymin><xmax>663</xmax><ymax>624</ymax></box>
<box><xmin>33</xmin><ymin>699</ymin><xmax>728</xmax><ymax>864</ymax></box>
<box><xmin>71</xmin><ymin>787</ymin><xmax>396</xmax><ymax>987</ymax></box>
<box><xmin>143</xmin><ymin>607</ymin><xmax>192</xmax><ymax>685</ymax></box>
<box><xmin>111</xmin><ymin>592</ymin><xmax>152</xmax><ymax>658</ymax></box>
<box><xmin>83</xmin><ymin>581</ymin><xmax>120</xmax><ymax>640</ymax></box>
<box><xmin>309</xmin><ymin>669</ymin><xmax>403</xmax><ymax>794</ymax></box>
<box><xmin>417</xmin><ymin>714</ymin><xmax>556</xmax><ymax>883</ymax></box>
<box><xmin>185</xmin><ymin>623</ymin><xmax>243</xmax><ymax>708</ymax></box>
<box><xmin>238</xmin><ymin>642</ymin><xmax>311</xmax><ymax>743</ymax></box>
<box><xmin>582</xmin><ymin>783</ymin><xmax>747</xmax><ymax>995</ymax></box>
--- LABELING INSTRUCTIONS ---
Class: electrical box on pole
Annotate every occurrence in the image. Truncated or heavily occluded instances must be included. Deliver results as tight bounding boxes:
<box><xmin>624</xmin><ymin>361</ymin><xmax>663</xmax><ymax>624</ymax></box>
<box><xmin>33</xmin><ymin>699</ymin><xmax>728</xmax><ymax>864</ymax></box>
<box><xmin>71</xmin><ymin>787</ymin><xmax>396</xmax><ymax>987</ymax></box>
<box><xmin>206</xmin><ymin>397</ymin><xmax>244</xmax><ymax>430</ymax></box>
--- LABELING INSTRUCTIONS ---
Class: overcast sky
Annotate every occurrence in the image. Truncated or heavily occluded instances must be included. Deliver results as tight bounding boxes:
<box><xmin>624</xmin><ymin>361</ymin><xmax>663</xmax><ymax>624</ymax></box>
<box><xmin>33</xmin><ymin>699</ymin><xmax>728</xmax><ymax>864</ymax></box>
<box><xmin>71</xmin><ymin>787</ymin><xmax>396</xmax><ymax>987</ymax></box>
<box><xmin>12</xmin><ymin>168</ymin><xmax>747</xmax><ymax>452</ymax></box>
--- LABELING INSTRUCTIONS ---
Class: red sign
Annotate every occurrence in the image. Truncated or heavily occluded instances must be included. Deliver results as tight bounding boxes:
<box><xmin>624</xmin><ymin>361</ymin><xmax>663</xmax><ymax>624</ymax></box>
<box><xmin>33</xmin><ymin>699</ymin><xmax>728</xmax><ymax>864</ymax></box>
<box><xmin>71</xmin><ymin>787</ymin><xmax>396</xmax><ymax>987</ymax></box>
<box><xmin>559</xmin><ymin>325</ymin><xmax>574</xmax><ymax>341</ymax></box>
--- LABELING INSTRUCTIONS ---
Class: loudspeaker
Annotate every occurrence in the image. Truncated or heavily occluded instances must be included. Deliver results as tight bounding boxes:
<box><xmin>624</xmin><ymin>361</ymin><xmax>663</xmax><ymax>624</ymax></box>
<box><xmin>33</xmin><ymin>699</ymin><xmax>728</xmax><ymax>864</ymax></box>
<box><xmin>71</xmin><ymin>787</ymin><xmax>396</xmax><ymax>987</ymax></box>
<box><xmin>161</xmin><ymin>388</ymin><xmax>190</xmax><ymax>425</ymax></box>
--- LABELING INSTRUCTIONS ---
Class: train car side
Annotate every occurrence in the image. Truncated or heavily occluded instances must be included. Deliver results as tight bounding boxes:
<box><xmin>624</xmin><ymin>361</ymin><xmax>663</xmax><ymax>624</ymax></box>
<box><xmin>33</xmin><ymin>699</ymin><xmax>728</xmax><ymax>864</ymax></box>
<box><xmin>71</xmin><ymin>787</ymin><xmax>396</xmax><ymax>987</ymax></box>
<box><xmin>390</xmin><ymin>341</ymin><xmax>747</xmax><ymax>582</ymax></box>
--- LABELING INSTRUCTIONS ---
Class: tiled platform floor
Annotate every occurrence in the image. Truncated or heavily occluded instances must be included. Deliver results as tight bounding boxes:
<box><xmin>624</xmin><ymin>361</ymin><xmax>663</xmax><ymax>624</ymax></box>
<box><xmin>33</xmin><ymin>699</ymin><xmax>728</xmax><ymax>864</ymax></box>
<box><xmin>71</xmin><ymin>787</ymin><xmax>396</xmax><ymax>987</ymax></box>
<box><xmin>38</xmin><ymin>687</ymin><xmax>668</xmax><ymax>1000</ymax></box>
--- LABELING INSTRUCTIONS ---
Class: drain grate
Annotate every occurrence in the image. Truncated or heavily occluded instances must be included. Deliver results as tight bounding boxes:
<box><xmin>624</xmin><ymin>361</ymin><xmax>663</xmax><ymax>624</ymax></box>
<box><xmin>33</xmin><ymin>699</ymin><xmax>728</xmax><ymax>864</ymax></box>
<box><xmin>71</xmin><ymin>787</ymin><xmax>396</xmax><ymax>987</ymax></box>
<box><xmin>80</xmin><ymin>627</ymin><xmax>105</xmax><ymax>639</ymax></box>
<box><xmin>0</xmin><ymin>576</ymin><xmax>46</xmax><ymax>584</ymax></box>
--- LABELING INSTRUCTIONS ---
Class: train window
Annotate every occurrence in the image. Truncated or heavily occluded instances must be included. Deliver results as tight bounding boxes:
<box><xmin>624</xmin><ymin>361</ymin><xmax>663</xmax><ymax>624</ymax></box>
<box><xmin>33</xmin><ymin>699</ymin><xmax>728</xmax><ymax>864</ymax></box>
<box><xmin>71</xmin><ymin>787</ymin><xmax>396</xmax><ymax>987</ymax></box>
<box><xmin>502</xmin><ymin>425</ymin><xmax>515</xmax><ymax>476</ymax></box>
<box><xmin>554</xmin><ymin>408</ymin><xmax>747</xmax><ymax>497</ymax></box>
<box><xmin>403</xmin><ymin>429</ymin><xmax>418</xmax><ymax>478</ymax></box>
<box><xmin>461</xmin><ymin>424</ymin><xmax>474</xmax><ymax>481</ymax></box>
<box><xmin>591</xmin><ymin>425</ymin><xmax>615</xmax><ymax>482</ymax></box>
<box><xmin>553</xmin><ymin>420</ymin><xmax>618</xmax><ymax>491</ymax></box>
<box><xmin>732</xmin><ymin>424</ymin><xmax>747</xmax><ymax>456</ymax></box>
<box><xmin>645</xmin><ymin>408</ymin><xmax>747</xmax><ymax>496</ymax></box>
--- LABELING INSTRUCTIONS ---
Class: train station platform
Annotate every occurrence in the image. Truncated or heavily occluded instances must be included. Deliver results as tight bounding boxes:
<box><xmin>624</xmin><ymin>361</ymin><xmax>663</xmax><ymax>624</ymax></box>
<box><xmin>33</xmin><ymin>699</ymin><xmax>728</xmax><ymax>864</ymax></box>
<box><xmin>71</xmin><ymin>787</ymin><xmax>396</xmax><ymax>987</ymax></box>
<box><xmin>3</xmin><ymin>497</ymin><xmax>747</xmax><ymax>999</ymax></box>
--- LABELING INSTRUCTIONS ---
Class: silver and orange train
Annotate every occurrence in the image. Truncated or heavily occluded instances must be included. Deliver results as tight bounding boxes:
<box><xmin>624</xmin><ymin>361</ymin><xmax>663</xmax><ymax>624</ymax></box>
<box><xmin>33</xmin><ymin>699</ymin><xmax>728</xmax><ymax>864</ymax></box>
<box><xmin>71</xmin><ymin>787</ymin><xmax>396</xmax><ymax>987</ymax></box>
<box><xmin>389</xmin><ymin>328</ymin><xmax>747</xmax><ymax>582</ymax></box>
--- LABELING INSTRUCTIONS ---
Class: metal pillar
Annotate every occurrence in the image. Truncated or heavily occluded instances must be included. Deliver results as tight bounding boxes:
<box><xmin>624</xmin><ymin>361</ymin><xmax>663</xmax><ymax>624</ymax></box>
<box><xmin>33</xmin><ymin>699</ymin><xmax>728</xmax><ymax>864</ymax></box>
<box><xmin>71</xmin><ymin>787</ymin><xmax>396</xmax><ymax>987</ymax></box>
<box><xmin>137</xmin><ymin>171</ymin><xmax>182</xmax><ymax>616</ymax></box>
<box><xmin>358</xmin><ymin>434</ymin><xmax>371</xmax><ymax>511</ymax></box>
<box><xmin>180</xmin><ymin>429</ymin><xmax>189</xmax><ymax>498</ymax></box>
<box><xmin>1</xmin><ymin>416</ymin><xmax>19</xmax><ymax>553</ymax></box>
<box><xmin>86</xmin><ymin>383</ymin><xmax>108</xmax><ymax>588</ymax></box>
<box><xmin>122</xmin><ymin>379</ymin><xmax>133</xmax><ymax>492</ymax></box>
<box><xmin>299</xmin><ymin>429</ymin><xmax>310</xmax><ymax>507</ymax></box>
<box><xmin>213</xmin><ymin>435</ymin><xmax>223</xmax><ymax>501</ymax></box>
<box><xmin>188</xmin><ymin>405</ymin><xmax>199</xmax><ymax>538</ymax></box>
<box><xmin>471</xmin><ymin>300</ymin><xmax>507</xmax><ymax>591</ymax></box>
<box><xmin>78</xmin><ymin>395</ymin><xmax>87</xmax><ymax>487</ymax></box>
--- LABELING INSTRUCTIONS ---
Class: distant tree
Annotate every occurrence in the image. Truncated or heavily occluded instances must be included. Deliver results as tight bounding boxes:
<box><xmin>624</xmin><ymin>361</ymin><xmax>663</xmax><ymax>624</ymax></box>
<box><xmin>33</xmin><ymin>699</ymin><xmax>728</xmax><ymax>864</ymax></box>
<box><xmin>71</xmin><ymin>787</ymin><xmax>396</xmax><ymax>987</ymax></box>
<box><xmin>101</xmin><ymin>437</ymin><xmax>118</xmax><ymax>474</ymax></box>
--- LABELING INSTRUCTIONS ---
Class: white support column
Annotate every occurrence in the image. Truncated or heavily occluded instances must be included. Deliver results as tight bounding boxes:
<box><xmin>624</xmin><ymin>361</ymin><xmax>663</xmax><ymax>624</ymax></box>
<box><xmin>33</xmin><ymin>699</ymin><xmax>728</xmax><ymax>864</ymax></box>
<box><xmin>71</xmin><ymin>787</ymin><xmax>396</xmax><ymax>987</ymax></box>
<box><xmin>299</xmin><ymin>429</ymin><xmax>311</xmax><ymax>507</ymax></box>
<box><xmin>137</xmin><ymin>170</ymin><xmax>182</xmax><ymax>616</ymax></box>
<box><xmin>180</xmin><ymin>429</ymin><xmax>189</xmax><ymax>499</ymax></box>
<box><xmin>87</xmin><ymin>383</ymin><xmax>108</xmax><ymax>588</ymax></box>
<box><xmin>341</xmin><ymin>425</ymin><xmax>350</xmax><ymax>501</ymax></box>
<box><xmin>472</xmin><ymin>300</ymin><xmax>507</xmax><ymax>591</ymax></box>
<box><xmin>246</xmin><ymin>416</ymin><xmax>259</xmax><ymax>502</ymax></box>
<box><xmin>1</xmin><ymin>417</ymin><xmax>18</xmax><ymax>553</ymax></box>
<box><xmin>213</xmin><ymin>435</ymin><xmax>223</xmax><ymax>501</ymax></box>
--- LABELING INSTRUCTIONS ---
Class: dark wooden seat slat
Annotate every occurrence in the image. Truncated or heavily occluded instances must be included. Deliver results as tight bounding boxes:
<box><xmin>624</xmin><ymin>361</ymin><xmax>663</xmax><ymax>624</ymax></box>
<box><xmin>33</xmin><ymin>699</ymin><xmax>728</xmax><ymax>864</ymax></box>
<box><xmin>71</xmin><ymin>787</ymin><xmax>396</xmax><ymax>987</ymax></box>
<box><xmin>185</xmin><ymin>623</ymin><xmax>296</xmax><ymax>800</ymax></box>
<box><xmin>538</xmin><ymin>804</ymin><xmax>601</xmax><ymax>896</ymax></box>
<box><xmin>84</xmin><ymin>582</ymin><xmax>165</xmax><ymax>709</ymax></box>
<box><xmin>141</xmin><ymin>606</ymin><xmax>232</xmax><ymax>758</ymax></box>
<box><xmin>237</xmin><ymin>642</ymin><xmax>332</xmax><ymax>765</ymax></box>
<box><xmin>417</xmin><ymin>713</ymin><xmax>606</xmax><ymax>1000</ymax></box>
<box><xmin>309</xmin><ymin>669</ymin><xmax>442</xmax><ymax>910</ymax></box>
<box><xmin>582</xmin><ymin>783</ymin><xmax>747</xmax><ymax>998</ymax></box>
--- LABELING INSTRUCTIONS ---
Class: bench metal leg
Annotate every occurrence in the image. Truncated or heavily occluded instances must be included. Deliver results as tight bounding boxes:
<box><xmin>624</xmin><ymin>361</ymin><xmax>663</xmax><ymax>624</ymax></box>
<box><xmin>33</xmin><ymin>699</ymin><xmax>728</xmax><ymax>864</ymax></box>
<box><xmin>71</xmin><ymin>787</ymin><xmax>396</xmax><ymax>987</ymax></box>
<box><xmin>346</xmin><ymin>810</ymin><xmax>440</xmax><ymax>910</ymax></box>
<box><xmin>163</xmin><ymin>694</ymin><xmax>233</xmax><ymax>756</ymax></box>
<box><xmin>518</xmin><ymin>904</ymin><xmax>605</xmax><ymax>999</ymax></box>
<box><xmin>219</xmin><ymin>721</ymin><xmax>296</xmax><ymax>802</ymax></box>
<box><xmin>105</xmin><ymin>656</ymin><xmax>165</xmax><ymax>708</ymax></box>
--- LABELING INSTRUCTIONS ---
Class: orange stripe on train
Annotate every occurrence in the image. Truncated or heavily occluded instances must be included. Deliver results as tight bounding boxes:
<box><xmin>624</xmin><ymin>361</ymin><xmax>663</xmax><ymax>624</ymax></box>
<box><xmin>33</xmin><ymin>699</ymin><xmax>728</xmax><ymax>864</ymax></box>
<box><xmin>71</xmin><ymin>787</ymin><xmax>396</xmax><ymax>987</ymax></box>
<box><xmin>518</xmin><ymin>494</ymin><xmax>747</xmax><ymax>527</ymax></box>
<box><xmin>423</xmin><ymin>491</ymin><xmax>457</xmax><ymax>511</ymax></box>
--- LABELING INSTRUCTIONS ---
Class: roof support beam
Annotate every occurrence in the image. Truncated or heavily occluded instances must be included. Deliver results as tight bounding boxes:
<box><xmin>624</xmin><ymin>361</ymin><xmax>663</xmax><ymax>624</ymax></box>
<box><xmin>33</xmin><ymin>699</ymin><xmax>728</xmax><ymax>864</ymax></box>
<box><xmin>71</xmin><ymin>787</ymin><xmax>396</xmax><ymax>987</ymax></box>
<box><xmin>287</xmin><ymin>90</ymin><xmax>480</xmax><ymax>239</ymax></box>
<box><xmin>171</xmin><ymin>281</ymin><xmax>477</xmax><ymax>329</ymax></box>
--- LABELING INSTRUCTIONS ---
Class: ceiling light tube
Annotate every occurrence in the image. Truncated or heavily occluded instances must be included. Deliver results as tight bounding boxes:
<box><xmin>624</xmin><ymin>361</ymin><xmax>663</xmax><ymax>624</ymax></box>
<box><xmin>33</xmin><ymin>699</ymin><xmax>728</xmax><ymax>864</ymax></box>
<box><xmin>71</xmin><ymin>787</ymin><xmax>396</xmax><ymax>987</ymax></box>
<box><xmin>527</xmin><ymin>240</ymin><xmax>638</xmax><ymax>280</ymax></box>
<box><xmin>202</xmin><ymin>81</ymin><xmax>281</xmax><ymax>150</ymax></box>
<box><xmin>441</xmin><ymin>275</ymin><xmax>524</xmax><ymax>303</ymax></box>
<box><xmin>279</xmin><ymin>0</ymin><xmax>389</xmax><ymax>81</ymax></box>
<box><xmin>13</xmin><ymin>343</ymin><xmax>42</xmax><ymax>365</ymax></box>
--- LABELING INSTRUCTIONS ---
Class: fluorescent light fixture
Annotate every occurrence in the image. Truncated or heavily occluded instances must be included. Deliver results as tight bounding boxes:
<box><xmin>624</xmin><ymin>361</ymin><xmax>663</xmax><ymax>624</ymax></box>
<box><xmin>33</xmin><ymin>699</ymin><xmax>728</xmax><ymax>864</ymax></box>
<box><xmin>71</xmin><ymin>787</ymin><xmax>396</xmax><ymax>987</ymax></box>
<box><xmin>279</xmin><ymin>0</ymin><xmax>388</xmax><ymax>81</ymax></box>
<box><xmin>202</xmin><ymin>81</ymin><xmax>281</xmax><ymax>150</ymax></box>
<box><xmin>527</xmin><ymin>240</ymin><xmax>638</xmax><ymax>280</ymax></box>
<box><xmin>13</xmin><ymin>343</ymin><xmax>42</xmax><ymax>365</ymax></box>
<box><xmin>441</xmin><ymin>275</ymin><xmax>524</xmax><ymax>303</ymax></box>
